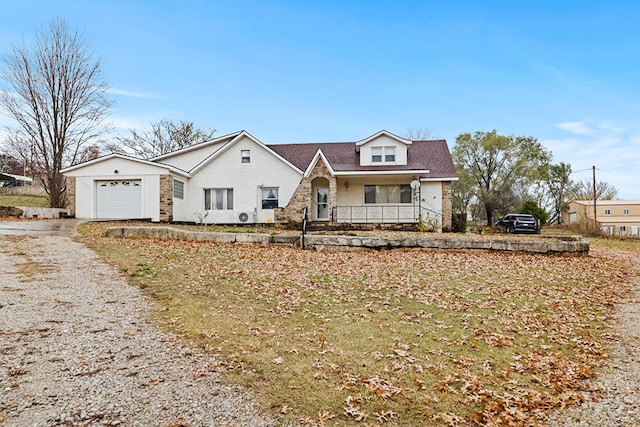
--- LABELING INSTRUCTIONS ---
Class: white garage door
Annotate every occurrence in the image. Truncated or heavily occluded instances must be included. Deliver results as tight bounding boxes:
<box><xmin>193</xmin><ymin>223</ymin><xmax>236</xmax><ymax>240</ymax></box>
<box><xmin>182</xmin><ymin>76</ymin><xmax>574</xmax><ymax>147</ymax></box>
<box><xmin>96</xmin><ymin>180</ymin><xmax>142</xmax><ymax>219</ymax></box>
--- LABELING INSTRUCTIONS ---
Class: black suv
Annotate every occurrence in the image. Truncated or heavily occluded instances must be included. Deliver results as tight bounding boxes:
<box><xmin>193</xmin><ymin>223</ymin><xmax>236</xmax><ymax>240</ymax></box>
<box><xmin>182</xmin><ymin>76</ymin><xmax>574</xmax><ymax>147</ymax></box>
<box><xmin>495</xmin><ymin>214</ymin><xmax>539</xmax><ymax>234</ymax></box>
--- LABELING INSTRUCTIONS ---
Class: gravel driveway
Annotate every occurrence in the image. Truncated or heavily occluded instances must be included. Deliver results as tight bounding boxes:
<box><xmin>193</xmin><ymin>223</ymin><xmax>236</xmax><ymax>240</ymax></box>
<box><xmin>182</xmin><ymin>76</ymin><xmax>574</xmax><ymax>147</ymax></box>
<box><xmin>0</xmin><ymin>224</ymin><xmax>273</xmax><ymax>426</ymax></box>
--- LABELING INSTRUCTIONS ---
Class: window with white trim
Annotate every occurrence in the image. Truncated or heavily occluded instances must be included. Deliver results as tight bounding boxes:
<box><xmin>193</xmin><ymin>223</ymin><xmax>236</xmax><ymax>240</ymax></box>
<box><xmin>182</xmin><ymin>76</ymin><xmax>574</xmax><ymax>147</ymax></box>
<box><xmin>371</xmin><ymin>146</ymin><xmax>396</xmax><ymax>163</ymax></box>
<box><xmin>173</xmin><ymin>179</ymin><xmax>184</xmax><ymax>200</ymax></box>
<box><xmin>204</xmin><ymin>188</ymin><xmax>233</xmax><ymax>210</ymax></box>
<box><xmin>624</xmin><ymin>209</ymin><xmax>630</xmax><ymax>215</ymax></box>
<box><xmin>261</xmin><ymin>187</ymin><xmax>279</xmax><ymax>209</ymax></box>
<box><xmin>241</xmin><ymin>149</ymin><xmax>251</xmax><ymax>163</ymax></box>
<box><xmin>604</xmin><ymin>209</ymin><xmax>611</xmax><ymax>215</ymax></box>
<box><xmin>364</xmin><ymin>185</ymin><xmax>411</xmax><ymax>204</ymax></box>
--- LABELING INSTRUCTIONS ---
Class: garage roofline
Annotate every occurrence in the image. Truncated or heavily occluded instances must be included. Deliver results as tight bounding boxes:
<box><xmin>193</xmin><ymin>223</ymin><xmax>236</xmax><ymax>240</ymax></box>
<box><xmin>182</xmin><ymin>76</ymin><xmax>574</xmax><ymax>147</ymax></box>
<box><xmin>61</xmin><ymin>154</ymin><xmax>191</xmax><ymax>179</ymax></box>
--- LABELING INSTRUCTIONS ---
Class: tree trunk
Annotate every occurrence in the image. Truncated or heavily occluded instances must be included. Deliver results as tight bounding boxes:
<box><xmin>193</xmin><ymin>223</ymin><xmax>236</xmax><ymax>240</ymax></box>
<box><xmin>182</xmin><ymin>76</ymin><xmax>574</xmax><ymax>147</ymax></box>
<box><xmin>485</xmin><ymin>205</ymin><xmax>494</xmax><ymax>227</ymax></box>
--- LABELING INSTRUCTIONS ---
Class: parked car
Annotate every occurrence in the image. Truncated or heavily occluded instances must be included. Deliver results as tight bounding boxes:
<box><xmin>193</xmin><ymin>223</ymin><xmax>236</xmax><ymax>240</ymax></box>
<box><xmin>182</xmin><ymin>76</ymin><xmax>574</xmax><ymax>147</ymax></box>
<box><xmin>495</xmin><ymin>214</ymin><xmax>540</xmax><ymax>234</ymax></box>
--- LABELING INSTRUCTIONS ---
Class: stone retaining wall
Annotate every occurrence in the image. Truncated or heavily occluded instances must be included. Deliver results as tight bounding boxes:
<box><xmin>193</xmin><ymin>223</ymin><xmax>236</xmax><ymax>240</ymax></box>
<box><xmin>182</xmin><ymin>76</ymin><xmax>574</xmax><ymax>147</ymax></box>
<box><xmin>22</xmin><ymin>207</ymin><xmax>71</xmax><ymax>219</ymax></box>
<box><xmin>104</xmin><ymin>226</ymin><xmax>589</xmax><ymax>255</ymax></box>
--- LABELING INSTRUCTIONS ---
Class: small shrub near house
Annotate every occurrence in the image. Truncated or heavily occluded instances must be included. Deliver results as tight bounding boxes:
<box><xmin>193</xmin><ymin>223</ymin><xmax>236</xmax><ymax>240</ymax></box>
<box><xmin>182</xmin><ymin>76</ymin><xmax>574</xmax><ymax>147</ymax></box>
<box><xmin>451</xmin><ymin>212</ymin><xmax>467</xmax><ymax>233</ymax></box>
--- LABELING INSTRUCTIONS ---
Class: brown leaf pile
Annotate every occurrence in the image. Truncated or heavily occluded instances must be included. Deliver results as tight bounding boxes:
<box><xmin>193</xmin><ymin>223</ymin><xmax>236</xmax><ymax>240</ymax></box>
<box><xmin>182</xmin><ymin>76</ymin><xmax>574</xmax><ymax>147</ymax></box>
<box><xmin>83</xmin><ymin>227</ymin><xmax>638</xmax><ymax>426</ymax></box>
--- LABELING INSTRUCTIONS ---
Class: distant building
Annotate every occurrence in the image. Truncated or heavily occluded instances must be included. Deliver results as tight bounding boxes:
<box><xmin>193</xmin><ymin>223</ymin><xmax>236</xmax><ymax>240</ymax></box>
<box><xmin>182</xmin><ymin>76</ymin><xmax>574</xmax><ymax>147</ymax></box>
<box><xmin>563</xmin><ymin>200</ymin><xmax>640</xmax><ymax>237</ymax></box>
<box><xmin>0</xmin><ymin>172</ymin><xmax>32</xmax><ymax>188</ymax></box>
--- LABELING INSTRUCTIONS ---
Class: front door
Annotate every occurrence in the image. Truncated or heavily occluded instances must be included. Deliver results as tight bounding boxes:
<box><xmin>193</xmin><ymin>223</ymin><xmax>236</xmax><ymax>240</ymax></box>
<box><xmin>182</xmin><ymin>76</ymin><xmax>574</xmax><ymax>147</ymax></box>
<box><xmin>315</xmin><ymin>187</ymin><xmax>329</xmax><ymax>220</ymax></box>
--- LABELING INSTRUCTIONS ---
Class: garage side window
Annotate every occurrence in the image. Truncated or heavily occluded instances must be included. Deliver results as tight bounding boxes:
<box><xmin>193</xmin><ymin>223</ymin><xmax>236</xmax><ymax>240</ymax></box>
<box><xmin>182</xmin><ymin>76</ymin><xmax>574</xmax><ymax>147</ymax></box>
<box><xmin>173</xmin><ymin>179</ymin><xmax>184</xmax><ymax>200</ymax></box>
<box><xmin>204</xmin><ymin>188</ymin><xmax>233</xmax><ymax>210</ymax></box>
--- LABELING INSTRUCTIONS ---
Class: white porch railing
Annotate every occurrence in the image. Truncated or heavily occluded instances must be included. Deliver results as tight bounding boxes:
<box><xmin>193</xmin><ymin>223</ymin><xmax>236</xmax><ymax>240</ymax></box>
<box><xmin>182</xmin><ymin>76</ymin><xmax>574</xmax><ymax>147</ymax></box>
<box><xmin>335</xmin><ymin>205</ymin><xmax>418</xmax><ymax>223</ymax></box>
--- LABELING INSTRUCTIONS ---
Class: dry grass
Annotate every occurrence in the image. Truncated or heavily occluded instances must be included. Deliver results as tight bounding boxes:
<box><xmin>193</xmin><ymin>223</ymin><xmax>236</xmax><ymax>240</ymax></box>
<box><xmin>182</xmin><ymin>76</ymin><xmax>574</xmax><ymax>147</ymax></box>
<box><xmin>0</xmin><ymin>194</ymin><xmax>49</xmax><ymax>208</ymax></box>
<box><xmin>78</xmin><ymin>223</ymin><xmax>638</xmax><ymax>426</ymax></box>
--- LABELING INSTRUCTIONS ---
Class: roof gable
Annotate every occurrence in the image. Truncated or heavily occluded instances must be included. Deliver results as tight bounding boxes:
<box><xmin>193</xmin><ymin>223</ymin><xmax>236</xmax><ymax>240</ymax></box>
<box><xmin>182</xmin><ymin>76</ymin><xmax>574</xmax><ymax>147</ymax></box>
<box><xmin>303</xmin><ymin>149</ymin><xmax>335</xmax><ymax>177</ymax></box>
<box><xmin>355</xmin><ymin>130</ymin><xmax>411</xmax><ymax>148</ymax></box>
<box><xmin>149</xmin><ymin>131</ymin><xmax>242</xmax><ymax>172</ymax></box>
<box><xmin>150</xmin><ymin>130</ymin><xmax>242</xmax><ymax>162</ymax></box>
<box><xmin>61</xmin><ymin>153</ymin><xmax>190</xmax><ymax>177</ymax></box>
<box><xmin>190</xmin><ymin>130</ymin><xmax>303</xmax><ymax>175</ymax></box>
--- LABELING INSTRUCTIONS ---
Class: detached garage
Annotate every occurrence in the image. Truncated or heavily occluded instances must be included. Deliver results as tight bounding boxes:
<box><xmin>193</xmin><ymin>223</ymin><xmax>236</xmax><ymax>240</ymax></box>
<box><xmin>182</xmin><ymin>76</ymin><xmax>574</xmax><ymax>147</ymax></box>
<box><xmin>61</xmin><ymin>154</ymin><xmax>189</xmax><ymax>222</ymax></box>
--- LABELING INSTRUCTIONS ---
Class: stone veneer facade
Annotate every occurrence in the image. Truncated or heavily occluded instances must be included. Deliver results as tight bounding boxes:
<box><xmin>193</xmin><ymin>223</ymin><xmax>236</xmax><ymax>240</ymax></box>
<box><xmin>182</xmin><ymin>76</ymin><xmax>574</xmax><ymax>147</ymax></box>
<box><xmin>159</xmin><ymin>175</ymin><xmax>174</xmax><ymax>222</ymax></box>
<box><xmin>441</xmin><ymin>181</ymin><xmax>452</xmax><ymax>231</ymax></box>
<box><xmin>65</xmin><ymin>177</ymin><xmax>76</xmax><ymax>217</ymax></box>
<box><xmin>275</xmin><ymin>160</ymin><xmax>337</xmax><ymax>225</ymax></box>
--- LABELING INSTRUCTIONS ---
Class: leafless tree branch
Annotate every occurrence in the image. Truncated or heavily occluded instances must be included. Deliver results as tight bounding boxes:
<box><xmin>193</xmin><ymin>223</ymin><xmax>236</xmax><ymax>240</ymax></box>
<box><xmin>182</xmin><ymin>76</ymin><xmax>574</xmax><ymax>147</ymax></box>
<box><xmin>0</xmin><ymin>18</ymin><xmax>112</xmax><ymax>207</ymax></box>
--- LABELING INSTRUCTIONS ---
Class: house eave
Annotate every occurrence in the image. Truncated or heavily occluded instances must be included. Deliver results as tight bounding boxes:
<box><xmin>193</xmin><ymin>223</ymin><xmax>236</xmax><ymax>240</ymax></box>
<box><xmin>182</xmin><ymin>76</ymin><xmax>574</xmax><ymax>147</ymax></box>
<box><xmin>420</xmin><ymin>176</ymin><xmax>459</xmax><ymax>182</ymax></box>
<box><xmin>60</xmin><ymin>154</ymin><xmax>191</xmax><ymax>178</ymax></box>
<box><xmin>355</xmin><ymin>130</ymin><xmax>412</xmax><ymax>147</ymax></box>
<box><xmin>334</xmin><ymin>169</ymin><xmax>430</xmax><ymax>176</ymax></box>
<box><xmin>149</xmin><ymin>130</ymin><xmax>243</xmax><ymax>162</ymax></box>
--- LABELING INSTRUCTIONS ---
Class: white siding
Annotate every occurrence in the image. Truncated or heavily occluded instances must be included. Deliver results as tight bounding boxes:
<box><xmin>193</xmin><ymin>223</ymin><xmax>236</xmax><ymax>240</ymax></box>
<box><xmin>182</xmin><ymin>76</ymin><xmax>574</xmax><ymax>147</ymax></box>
<box><xmin>64</xmin><ymin>157</ymin><xmax>169</xmax><ymax>178</ymax></box>
<box><xmin>156</xmin><ymin>141</ymin><xmax>226</xmax><ymax>172</ymax></box>
<box><xmin>358</xmin><ymin>135</ymin><xmax>408</xmax><ymax>166</ymax></box>
<box><xmin>419</xmin><ymin>181</ymin><xmax>443</xmax><ymax>228</ymax></box>
<box><xmin>176</xmin><ymin>135</ymin><xmax>302</xmax><ymax>224</ymax></box>
<box><xmin>74</xmin><ymin>175</ymin><xmax>161</xmax><ymax>221</ymax></box>
<box><xmin>172</xmin><ymin>179</ymin><xmax>189</xmax><ymax>221</ymax></box>
<box><xmin>66</xmin><ymin>157</ymin><xmax>167</xmax><ymax>222</ymax></box>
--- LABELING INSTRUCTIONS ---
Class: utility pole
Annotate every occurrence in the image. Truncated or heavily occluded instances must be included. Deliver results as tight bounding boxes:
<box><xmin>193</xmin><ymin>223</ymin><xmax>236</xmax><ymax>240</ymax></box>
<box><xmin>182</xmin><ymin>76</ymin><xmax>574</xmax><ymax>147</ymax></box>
<box><xmin>593</xmin><ymin>165</ymin><xmax>597</xmax><ymax>232</ymax></box>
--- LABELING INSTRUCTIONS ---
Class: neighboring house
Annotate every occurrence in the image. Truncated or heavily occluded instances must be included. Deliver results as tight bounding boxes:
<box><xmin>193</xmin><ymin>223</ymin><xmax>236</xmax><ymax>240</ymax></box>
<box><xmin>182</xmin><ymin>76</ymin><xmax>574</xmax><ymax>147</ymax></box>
<box><xmin>61</xmin><ymin>130</ymin><xmax>458</xmax><ymax>230</ymax></box>
<box><xmin>0</xmin><ymin>172</ymin><xmax>32</xmax><ymax>187</ymax></box>
<box><xmin>563</xmin><ymin>200</ymin><xmax>640</xmax><ymax>237</ymax></box>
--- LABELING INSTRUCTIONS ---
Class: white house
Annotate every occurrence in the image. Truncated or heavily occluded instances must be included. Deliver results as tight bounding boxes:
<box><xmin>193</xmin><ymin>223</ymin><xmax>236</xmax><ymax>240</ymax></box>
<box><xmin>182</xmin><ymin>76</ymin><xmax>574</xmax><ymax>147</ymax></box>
<box><xmin>62</xmin><ymin>130</ymin><xmax>458</xmax><ymax>230</ymax></box>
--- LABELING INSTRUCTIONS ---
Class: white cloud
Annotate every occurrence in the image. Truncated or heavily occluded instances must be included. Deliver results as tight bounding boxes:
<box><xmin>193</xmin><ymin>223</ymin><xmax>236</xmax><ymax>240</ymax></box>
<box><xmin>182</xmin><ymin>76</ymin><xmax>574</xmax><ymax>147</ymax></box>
<box><xmin>555</xmin><ymin>121</ymin><xmax>592</xmax><ymax>135</ymax></box>
<box><xmin>542</xmin><ymin>123</ymin><xmax>640</xmax><ymax>199</ymax></box>
<box><xmin>108</xmin><ymin>110</ymin><xmax>181</xmax><ymax>134</ymax></box>
<box><xmin>108</xmin><ymin>88</ymin><xmax>158</xmax><ymax>99</ymax></box>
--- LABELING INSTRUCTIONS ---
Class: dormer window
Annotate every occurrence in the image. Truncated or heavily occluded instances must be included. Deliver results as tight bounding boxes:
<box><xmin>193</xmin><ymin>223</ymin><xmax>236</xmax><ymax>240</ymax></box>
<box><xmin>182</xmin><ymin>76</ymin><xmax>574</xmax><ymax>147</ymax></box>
<box><xmin>371</xmin><ymin>146</ymin><xmax>395</xmax><ymax>164</ymax></box>
<box><xmin>385</xmin><ymin>147</ymin><xmax>396</xmax><ymax>162</ymax></box>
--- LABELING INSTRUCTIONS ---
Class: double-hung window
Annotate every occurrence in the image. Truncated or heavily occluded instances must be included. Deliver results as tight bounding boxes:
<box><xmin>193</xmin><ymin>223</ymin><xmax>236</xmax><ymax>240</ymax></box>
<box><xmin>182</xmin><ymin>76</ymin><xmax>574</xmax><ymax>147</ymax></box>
<box><xmin>364</xmin><ymin>184</ymin><xmax>411</xmax><ymax>204</ymax></box>
<box><xmin>241</xmin><ymin>150</ymin><xmax>251</xmax><ymax>163</ymax></box>
<box><xmin>371</xmin><ymin>146</ymin><xmax>396</xmax><ymax>163</ymax></box>
<box><xmin>261</xmin><ymin>187</ymin><xmax>279</xmax><ymax>209</ymax></box>
<box><xmin>204</xmin><ymin>188</ymin><xmax>233</xmax><ymax>210</ymax></box>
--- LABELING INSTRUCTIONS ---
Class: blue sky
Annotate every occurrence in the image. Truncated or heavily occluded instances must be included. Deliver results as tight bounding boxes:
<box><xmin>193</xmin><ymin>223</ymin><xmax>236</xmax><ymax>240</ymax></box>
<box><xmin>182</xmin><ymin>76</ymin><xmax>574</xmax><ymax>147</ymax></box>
<box><xmin>1</xmin><ymin>1</ymin><xmax>639</xmax><ymax>198</ymax></box>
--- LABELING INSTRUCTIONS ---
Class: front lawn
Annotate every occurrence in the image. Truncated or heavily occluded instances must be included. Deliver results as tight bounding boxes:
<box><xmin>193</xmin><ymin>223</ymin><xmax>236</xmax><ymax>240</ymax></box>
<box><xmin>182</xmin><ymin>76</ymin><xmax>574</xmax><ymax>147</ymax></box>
<box><xmin>78</xmin><ymin>223</ymin><xmax>637</xmax><ymax>426</ymax></box>
<box><xmin>0</xmin><ymin>194</ymin><xmax>49</xmax><ymax>208</ymax></box>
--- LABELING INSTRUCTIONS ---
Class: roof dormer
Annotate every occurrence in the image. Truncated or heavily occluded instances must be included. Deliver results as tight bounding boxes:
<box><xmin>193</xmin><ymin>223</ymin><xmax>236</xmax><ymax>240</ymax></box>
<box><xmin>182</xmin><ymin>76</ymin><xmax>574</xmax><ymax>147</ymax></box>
<box><xmin>355</xmin><ymin>130</ymin><xmax>411</xmax><ymax>166</ymax></box>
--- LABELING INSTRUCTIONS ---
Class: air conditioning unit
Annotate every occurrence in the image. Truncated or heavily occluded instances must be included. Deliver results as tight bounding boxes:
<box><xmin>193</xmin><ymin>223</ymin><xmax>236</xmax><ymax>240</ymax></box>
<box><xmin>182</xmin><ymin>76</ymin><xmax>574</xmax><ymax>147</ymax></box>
<box><xmin>238</xmin><ymin>212</ymin><xmax>249</xmax><ymax>223</ymax></box>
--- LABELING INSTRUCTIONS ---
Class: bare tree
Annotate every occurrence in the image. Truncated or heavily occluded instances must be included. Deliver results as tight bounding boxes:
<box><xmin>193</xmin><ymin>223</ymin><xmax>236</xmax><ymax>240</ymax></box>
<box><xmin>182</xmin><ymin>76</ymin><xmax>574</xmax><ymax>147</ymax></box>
<box><xmin>0</xmin><ymin>19</ymin><xmax>112</xmax><ymax>207</ymax></box>
<box><xmin>108</xmin><ymin>119</ymin><xmax>216</xmax><ymax>159</ymax></box>
<box><xmin>0</xmin><ymin>152</ymin><xmax>22</xmax><ymax>175</ymax></box>
<box><xmin>3</xmin><ymin>129</ymin><xmax>39</xmax><ymax>178</ymax></box>
<box><xmin>568</xmin><ymin>178</ymin><xmax>618</xmax><ymax>201</ymax></box>
<box><xmin>405</xmin><ymin>127</ymin><xmax>434</xmax><ymax>141</ymax></box>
